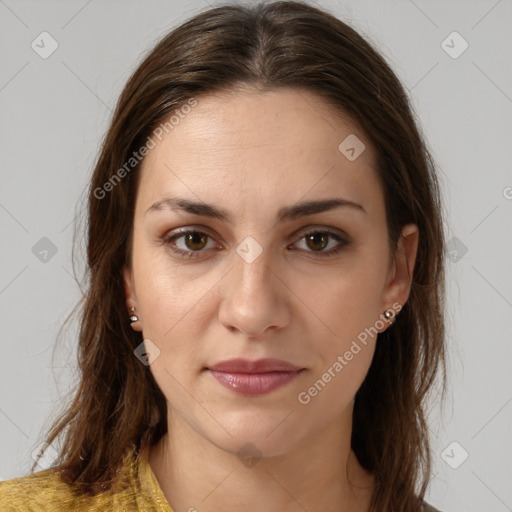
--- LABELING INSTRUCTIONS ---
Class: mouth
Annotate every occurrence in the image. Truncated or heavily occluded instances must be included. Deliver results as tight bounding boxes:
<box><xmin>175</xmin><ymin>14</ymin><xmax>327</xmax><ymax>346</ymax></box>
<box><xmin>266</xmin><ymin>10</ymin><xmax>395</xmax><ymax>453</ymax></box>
<box><xmin>205</xmin><ymin>358</ymin><xmax>306</xmax><ymax>396</ymax></box>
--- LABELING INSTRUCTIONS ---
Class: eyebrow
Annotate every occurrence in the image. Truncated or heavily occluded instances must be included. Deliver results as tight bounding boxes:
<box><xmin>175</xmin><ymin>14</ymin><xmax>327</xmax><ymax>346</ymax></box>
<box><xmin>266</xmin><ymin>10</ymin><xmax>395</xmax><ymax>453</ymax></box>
<box><xmin>145</xmin><ymin>196</ymin><xmax>366</xmax><ymax>223</ymax></box>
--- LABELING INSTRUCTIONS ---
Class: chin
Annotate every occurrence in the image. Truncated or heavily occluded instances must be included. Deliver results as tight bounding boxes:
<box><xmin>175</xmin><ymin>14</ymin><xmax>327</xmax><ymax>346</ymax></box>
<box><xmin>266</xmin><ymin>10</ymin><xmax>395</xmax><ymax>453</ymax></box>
<box><xmin>213</xmin><ymin>432</ymin><xmax>298</xmax><ymax>461</ymax></box>
<box><xmin>198</xmin><ymin>412</ymin><xmax>308</xmax><ymax>459</ymax></box>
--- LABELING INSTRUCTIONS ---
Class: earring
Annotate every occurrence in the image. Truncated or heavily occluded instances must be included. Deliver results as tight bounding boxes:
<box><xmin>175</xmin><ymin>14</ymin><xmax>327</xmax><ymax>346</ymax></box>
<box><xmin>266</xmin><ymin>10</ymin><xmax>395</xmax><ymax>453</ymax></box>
<box><xmin>384</xmin><ymin>309</ymin><xmax>396</xmax><ymax>325</ymax></box>
<box><xmin>130</xmin><ymin>307</ymin><xmax>142</xmax><ymax>332</ymax></box>
<box><xmin>129</xmin><ymin>306</ymin><xmax>142</xmax><ymax>332</ymax></box>
<box><xmin>129</xmin><ymin>306</ymin><xmax>139</xmax><ymax>324</ymax></box>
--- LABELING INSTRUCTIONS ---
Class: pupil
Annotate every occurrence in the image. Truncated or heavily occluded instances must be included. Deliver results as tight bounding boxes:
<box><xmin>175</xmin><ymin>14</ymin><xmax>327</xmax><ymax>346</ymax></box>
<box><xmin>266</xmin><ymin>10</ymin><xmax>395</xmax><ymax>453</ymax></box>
<box><xmin>307</xmin><ymin>233</ymin><xmax>327</xmax><ymax>251</ymax></box>
<box><xmin>186</xmin><ymin>232</ymin><xmax>207</xmax><ymax>250</ymax></box>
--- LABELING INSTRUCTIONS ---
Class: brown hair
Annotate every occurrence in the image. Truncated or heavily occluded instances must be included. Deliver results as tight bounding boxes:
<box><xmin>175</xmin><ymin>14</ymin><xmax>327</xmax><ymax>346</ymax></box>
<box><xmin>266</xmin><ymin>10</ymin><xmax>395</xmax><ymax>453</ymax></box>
<box><xmin>34</xmin><ymin>2</ymin><xmax>446</xmax><ymax>510</ymax></box>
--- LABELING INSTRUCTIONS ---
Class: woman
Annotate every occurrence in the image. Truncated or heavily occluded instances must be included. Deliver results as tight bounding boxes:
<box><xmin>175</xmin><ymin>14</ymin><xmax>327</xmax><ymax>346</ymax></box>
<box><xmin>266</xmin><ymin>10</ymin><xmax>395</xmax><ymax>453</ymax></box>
<box><xmin>0</xmin><ymin>1</ymin><xmax>446</xmax><ymax>511</ymax></box>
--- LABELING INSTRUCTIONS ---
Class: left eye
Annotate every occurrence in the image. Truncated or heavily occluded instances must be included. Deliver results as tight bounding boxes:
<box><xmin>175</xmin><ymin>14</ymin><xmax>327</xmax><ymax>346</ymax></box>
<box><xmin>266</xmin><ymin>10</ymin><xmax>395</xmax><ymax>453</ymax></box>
<box><xmin>293</xmin><ymin>230</ymin><xmax>347</xmax><ymax>255</ymax></box>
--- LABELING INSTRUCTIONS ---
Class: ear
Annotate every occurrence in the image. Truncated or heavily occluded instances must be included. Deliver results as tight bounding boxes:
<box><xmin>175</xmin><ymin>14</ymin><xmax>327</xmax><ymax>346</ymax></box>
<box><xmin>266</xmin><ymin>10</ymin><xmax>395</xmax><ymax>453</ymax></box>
<box><xmin>123</xmin><ymin>264</ymin><xmax>137</xmax><ymax>306</ymax></box>
<box><xmin>381</xmin><ymin>223</ymin><xmax>419</xmax><ymax>311</ymax></box>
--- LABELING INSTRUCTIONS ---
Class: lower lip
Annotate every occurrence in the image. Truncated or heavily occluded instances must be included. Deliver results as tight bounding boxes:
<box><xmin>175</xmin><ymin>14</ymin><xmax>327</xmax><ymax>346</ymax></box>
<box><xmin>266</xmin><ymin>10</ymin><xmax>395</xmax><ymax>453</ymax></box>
<box><xmin>208</xmin><ymin>370</ymin><xmax>303</xmax><ymax>396</ymax></box>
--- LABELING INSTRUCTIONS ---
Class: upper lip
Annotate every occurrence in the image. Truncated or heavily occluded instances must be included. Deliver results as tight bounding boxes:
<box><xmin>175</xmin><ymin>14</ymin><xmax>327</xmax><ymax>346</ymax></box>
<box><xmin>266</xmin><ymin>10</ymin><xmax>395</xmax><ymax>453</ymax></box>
<box><xmin>207</xmin><ymin>358</ymin><xmax>303</xmax><ymax>373</ymax></box>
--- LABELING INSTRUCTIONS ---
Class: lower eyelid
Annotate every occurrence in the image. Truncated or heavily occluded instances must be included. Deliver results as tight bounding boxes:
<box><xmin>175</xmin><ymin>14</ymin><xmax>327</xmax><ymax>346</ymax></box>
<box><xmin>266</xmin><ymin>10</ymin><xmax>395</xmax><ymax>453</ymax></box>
<box><xmin>293</xmin><ymin>234</ymin><xmax>349</xmax><ymax>257</ymax></box>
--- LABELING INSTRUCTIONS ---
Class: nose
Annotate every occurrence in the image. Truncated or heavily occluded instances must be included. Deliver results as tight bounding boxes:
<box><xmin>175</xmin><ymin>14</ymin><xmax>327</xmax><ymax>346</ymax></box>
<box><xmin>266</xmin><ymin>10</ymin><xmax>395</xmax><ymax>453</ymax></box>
<box><xmin>218</xmin><ymin>247</ymin><xmax>290</xmax><ymax>339</ymax></box>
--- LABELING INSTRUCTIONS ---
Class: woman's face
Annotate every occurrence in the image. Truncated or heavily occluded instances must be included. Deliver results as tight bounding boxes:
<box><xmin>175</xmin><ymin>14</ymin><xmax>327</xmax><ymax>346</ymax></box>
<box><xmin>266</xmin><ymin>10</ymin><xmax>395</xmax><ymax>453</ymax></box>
<box><xmin>124</xmin><ymin>87</ymin><xmax>418</xmax><ymax>456</ymax></box>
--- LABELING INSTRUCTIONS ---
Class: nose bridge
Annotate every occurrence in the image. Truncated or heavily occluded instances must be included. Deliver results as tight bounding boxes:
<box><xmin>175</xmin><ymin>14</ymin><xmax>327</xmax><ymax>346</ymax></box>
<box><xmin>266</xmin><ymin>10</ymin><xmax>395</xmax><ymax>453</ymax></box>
<box><xmin>218</xmin><ymin>239</ymin><xmax>288</xmax><ymax>337</ymax></box>
<box><xmin>232</xmin><ymin>240</ymin><xmax>276</xmax><ymax>300</ymax></box>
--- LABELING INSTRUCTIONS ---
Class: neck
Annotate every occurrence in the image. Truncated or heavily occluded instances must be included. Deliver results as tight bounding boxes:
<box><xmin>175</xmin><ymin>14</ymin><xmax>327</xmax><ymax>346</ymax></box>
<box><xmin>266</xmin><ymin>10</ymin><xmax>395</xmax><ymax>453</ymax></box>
<box><xmin>149</xmin><ymin>408</ymin><xmax>374</xmax><ymax>512</ymax></box>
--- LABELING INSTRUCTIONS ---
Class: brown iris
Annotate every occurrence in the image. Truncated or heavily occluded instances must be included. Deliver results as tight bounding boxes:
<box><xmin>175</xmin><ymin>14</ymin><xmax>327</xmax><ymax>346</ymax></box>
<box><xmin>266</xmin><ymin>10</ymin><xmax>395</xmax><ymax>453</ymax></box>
<box><xmin>305</xmin><ymin>233</ymin><xmax>328</xmax><ymax>251</ymax></box>
<box><xmin>185</xmin><ymin>232</ymin><xmax>208</xmax><ymax>251</ymax></box>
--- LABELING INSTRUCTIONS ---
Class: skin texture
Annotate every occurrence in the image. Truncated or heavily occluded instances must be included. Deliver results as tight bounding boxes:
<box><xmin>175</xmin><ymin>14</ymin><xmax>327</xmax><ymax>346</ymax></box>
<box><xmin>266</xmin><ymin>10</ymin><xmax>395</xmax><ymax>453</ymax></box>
<box><xmin>123</xmin><ymin>87</ymin><xmax>419</xmax><ymax>512</ymax></box>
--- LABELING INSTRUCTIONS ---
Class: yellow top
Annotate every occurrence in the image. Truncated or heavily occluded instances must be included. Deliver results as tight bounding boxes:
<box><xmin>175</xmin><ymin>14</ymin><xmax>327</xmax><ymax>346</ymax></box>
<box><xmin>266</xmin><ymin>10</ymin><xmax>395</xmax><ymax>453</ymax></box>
<box><xmin>0</xmin><ymin>442</ymin><xmax>174</xmax><ymax>512</ymax></box>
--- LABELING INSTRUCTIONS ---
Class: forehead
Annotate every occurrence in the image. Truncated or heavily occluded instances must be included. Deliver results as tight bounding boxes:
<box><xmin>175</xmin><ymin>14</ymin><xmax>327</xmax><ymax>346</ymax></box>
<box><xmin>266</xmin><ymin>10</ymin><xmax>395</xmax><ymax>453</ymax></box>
<box><xmin>136</xmin><ymin>87</ymin><xmax>382</xmax><ymax>217</ymax></box>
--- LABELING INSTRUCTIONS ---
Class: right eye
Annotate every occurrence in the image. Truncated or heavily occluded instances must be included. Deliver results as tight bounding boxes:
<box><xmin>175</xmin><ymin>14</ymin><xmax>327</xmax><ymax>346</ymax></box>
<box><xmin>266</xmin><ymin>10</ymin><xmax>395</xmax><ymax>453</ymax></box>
<box><xmin>162</xmin><ymin>229</ymin><xmax>221</xmax><ymax>259</ymax></box>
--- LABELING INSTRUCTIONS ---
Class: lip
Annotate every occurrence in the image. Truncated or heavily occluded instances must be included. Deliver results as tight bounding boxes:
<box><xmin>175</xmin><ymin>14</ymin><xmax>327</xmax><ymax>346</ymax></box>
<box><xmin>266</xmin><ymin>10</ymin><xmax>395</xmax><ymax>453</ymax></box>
<box><xmin>206</xmin><ymin>358</ymin><xmax>305</xmax><ymax>396</ymax></box>
<box><xmin>207</xmin><ymin>358</ymin><xmax>303</xmax><ymax>373</ymax></box>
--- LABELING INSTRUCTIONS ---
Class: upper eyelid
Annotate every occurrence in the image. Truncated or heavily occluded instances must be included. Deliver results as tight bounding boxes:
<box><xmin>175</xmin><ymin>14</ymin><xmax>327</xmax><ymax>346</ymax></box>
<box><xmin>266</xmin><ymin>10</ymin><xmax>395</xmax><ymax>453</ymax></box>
<box><xmin>164</xmin><ymin>224</ymin><xmax>348</xmax><ymax>238</ymax></box>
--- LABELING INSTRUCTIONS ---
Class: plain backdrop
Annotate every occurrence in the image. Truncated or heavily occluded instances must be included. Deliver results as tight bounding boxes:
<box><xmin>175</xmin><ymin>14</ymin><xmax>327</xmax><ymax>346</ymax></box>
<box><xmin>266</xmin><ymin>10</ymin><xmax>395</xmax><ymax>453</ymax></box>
<box><xmin>1</xmin><ymin>1</ymin><xmax>511</xmax><ymax>511</ymax></box>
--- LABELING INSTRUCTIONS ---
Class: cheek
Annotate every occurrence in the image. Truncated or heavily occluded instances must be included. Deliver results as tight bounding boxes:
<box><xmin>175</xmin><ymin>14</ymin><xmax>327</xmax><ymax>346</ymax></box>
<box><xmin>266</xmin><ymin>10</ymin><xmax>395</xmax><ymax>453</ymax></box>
<box><xmin>296</xmin><ymin>340</ymin><xmax>375</xmax><ymax>431</ymax></box>
<box><xmin>131</xmin><ymin>243</ymin><xmax>210</xmax><ymax>359</ymax></box>
<box><xmin>133</xmin><ymin>235</ymin><xmax>199</xmax><ymax>311</ymax></box>
<box><xmin>290</xmin><ymin>250</ymin><xmax>386</xmax><ymax>400</ymax></box>
<box><xmin>138</xmin><ymin>276</ymin><xmax>211</xmax><ymax>349</ymax></box>
<box><xmin>295</xmin><ymin>270</ymin><xmax>380</xmax><ymax>418</ymax></box>
<box><xmin>135</xmin><ymin>269</ymin><xmax>209</xmax><ymax>408</ymax></box>
<box><xmin>294</xmin><ymin>260</ymin><xmax>386</xmax><ymax>341</ymax></box>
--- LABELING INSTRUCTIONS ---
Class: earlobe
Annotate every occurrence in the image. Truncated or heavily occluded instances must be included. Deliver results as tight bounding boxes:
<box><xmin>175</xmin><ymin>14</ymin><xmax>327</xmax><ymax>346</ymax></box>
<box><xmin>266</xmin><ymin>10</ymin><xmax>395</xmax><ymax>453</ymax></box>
<box><xmin>129</xmin><ymin>306</ymin><xmax>143</xmax><ymax>332</ymax></box>
<box><xmin>123</xmin><ymin>265</ymin><xmax>142</xmax><ymax>332</ymax></box>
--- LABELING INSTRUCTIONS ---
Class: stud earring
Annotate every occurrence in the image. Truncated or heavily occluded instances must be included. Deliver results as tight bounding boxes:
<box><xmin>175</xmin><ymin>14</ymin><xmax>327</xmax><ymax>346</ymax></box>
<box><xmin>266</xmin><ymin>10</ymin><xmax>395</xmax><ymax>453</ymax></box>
<box><xmin>129</xmin><ymin>306</ymin><xmax>142</xmax><ymax>332</ymax></box>
<box><xmin>384</xmin><ymin>310</ymin><xmax>396</xmax><ymax>325</ymax></box>
<box><xmin>129</xmin><ymin>306</ymin><xmax>139</xmax><ymax>324</ymax></box>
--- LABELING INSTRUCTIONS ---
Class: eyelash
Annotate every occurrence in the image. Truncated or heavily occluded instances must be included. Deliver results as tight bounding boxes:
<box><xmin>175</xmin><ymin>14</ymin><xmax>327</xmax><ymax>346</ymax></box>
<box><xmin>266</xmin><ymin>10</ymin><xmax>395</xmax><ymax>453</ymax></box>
<box><xmin>161</xmin><ymin>227</ymin><xmax>350</xmax><ymax>260</ymax></box>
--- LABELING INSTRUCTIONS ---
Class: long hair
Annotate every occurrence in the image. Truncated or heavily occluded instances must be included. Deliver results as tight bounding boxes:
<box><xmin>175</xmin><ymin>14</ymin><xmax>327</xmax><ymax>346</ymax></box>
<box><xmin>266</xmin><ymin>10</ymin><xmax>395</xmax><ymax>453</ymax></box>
<box><xmin>34</xmin><ymin>2</ymin><xmax>446</xmax><ymax>510</ymax></box>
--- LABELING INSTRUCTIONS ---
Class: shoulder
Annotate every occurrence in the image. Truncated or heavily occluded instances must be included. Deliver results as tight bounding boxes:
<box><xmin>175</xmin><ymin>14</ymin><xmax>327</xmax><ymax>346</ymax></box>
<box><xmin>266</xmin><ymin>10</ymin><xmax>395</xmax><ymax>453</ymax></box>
<box><xmin>0</xmin><ymin>468</ymin><xmax>83</xmax><ymax>511</ymax></box>
<box><xmin>0</xmin><ymin>466</ymin><xmax>137</xmax><ymax>511</ymax></box>
<box><xmin>0</xmin><ymin>443</ymin><xmax>163</xmax><ymax>512</ymax></box>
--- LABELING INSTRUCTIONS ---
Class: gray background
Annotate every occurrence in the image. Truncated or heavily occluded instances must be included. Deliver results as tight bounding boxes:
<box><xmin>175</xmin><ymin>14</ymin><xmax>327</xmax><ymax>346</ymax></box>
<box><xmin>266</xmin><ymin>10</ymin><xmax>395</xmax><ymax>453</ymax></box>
<box><xmin>1</xmin><ymin>1</ymin><xmax>511</xmax><ymax>511</ymax></box>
